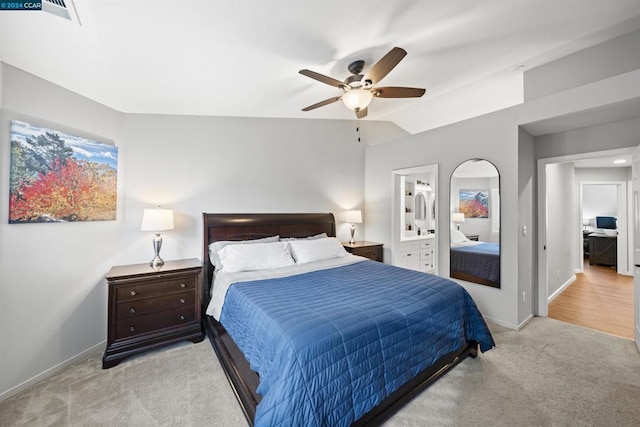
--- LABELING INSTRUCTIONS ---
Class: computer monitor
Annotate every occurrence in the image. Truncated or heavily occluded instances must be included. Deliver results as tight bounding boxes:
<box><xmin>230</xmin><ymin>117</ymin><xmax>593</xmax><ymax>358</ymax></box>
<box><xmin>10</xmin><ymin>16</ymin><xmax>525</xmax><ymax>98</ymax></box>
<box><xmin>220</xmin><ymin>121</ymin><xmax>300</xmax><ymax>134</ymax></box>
<box><xmin>595</xmin><ymin>216</ymin><xmax>616</xmax><ymax>230</ymax></box>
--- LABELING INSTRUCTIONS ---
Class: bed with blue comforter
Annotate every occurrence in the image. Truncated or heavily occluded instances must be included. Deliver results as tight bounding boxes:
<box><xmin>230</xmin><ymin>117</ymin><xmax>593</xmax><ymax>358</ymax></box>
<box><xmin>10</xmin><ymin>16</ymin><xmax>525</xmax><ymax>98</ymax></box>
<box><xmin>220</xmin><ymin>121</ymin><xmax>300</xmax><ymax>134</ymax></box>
<box><xmin>220</xmin><ymin>260</ymin><xmax>494</xmax><ymax>426</ymax></box>
<box><xmin>202</xmin><ymin>212</ymin><xmax>494</xmax><ymax>426</ymax></box>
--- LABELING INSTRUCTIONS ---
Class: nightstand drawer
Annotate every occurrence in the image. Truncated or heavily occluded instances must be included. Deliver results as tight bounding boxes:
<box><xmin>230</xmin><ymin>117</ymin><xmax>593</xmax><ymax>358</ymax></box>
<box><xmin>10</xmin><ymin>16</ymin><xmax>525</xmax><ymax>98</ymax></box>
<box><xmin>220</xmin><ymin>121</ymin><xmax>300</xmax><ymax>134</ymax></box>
<box><xmin>115</xmin><ymin>306</ymin><xmax>196</xmax><ymax>340</ymax></box>
<box><xmin>342</xmin><ymin>241</ymin><xmax>383</xmax><ymax>262</ymax></box>
<box><xmin>354</xmin><ymin>247</ymin><xmax>381</xmax><ymax>261</ymax></box>
<box><xmin>116</xmin><ymin>277</ymin><xmax>195</xmax><ymax>301</ymax></box>
<box><xmin>116</xmin><ymin>290</ymin><xmax>195</xmax><ymax>319</ymax></box>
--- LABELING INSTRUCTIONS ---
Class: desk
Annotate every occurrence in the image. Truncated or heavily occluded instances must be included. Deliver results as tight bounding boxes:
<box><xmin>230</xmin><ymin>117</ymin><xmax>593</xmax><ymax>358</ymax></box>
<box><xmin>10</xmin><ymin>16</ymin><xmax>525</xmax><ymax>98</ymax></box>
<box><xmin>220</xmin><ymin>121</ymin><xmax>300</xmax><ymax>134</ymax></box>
<box><xmin>588</xmin><ymin>234</ymin><xmax>617</xmax><ymax>268</ymax></box>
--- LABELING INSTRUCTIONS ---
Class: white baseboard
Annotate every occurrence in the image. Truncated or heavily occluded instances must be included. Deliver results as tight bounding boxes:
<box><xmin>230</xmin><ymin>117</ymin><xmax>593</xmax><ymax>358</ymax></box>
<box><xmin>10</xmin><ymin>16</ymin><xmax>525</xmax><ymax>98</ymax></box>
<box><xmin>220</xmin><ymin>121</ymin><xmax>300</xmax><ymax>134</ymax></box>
<box><xmin>517</xmin><ymin>314</ymin><xmax>535</xmax><ymax>330</ymax></box>
<box><xmin>547</xmin><ymin>275</ymin><xmax>577</xmax><ymax>304</ymax></box>
<box><xmin>483</xmin><ymin>315</ymin><xmax>519</xmax><ymax>330</ymax></box>
<box><xmin>484</xmin><ymin>313</ymin><xmax>535</xmax><ymax>331</ymax></box>
<box><xmin>0</xmin><ymin>340</ymin><xmax>106</xmax><ymax>403</ymax></box>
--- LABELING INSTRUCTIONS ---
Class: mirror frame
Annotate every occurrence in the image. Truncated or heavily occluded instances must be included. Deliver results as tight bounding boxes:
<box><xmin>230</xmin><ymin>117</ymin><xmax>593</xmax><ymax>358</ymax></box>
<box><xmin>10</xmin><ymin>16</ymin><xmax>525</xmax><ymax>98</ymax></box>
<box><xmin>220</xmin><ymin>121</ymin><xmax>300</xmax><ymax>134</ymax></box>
<box><xmin>449</xmin><ymin>159</ymin><xmax>501</xmax><ymax>288</ymax></box>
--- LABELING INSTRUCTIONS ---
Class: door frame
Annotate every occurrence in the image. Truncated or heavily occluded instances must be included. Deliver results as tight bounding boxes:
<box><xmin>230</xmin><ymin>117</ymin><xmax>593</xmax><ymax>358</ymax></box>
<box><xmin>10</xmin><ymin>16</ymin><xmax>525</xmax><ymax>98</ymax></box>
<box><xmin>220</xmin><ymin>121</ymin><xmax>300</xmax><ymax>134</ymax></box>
<box><xmin>537</xmin><ymin>147</ymin><xmax>633</xmax><ymax>316</ymax></box>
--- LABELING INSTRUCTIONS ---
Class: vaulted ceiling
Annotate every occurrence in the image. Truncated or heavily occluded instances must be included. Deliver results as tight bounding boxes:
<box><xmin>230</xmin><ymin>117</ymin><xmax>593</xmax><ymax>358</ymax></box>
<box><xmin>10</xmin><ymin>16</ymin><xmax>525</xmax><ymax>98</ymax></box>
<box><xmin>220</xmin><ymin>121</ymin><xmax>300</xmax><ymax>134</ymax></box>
<box><xmin>1</xmin><ymin>1</ymin><xmax>640</xmax><ymax>134</ymax></box>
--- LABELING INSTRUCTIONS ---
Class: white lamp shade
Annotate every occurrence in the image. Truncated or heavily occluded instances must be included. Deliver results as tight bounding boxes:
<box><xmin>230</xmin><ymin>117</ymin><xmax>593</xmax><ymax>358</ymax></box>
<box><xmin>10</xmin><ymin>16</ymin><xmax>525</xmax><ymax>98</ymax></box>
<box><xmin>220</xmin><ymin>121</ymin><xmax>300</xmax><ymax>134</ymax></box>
<box><xmin>452</xmin><ymin>213</ymin><xmax>465</xmax><ymax>223</ymax></box>
<box><xmin>344</xmin><ymin>210</ymin><xmax>362</xmax><ymax>224</ymax></box>
<box><xmin>141</xmin><ymin>208</ymin><xmax>174</xmax><ymax>232</ymax></box>
<box><xmin>341</xmin><ymin>89</ymin><xmax>373</xmax><ymax>111</ymax></box>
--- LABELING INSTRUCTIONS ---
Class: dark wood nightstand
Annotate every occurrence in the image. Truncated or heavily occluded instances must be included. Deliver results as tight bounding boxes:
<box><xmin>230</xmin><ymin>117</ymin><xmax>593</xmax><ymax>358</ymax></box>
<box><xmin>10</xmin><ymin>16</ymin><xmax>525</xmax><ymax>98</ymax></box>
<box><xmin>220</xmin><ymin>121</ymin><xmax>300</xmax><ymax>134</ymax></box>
<box><xmin>465</xmin><ymin>234</ymin><xmax>479</xmax><ymax>241</ymax></box>
<box><xmin>102</xmin><ymin>258</ymin><xmax>204</xmax><ymax>369</ymax></box>
<box><xmin>342</xmin><ymin>241</ymin><xmax>383</xmax><ymax>262</ymax></box>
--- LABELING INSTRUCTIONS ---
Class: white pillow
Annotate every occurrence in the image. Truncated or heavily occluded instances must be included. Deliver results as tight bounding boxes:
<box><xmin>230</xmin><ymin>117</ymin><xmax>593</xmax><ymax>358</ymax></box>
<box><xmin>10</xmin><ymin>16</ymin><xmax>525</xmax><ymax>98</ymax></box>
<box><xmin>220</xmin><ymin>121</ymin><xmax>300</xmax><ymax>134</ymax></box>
<box><xmin>209</xmin><ymin>235</ymin><xmax>280</xmax><ymax>268</ymax></box>
<box><xmin>451</xmin><ymin>229</ymin><xmax>469</xmax><ymax>244</ymax></box>
<box><xmin>217</xmin><ymin>241</ymin><xmax>295</xmax><ymax>273</ymax></box>
<box><xmin>289</xmin><ymin>237</ymin><xmax>348</xmax><ymax>264</ymax></box>
<box><xmin>281</xmin><ymin>232</ymin><xmax>328</xmax><ymax>242</ymax></box>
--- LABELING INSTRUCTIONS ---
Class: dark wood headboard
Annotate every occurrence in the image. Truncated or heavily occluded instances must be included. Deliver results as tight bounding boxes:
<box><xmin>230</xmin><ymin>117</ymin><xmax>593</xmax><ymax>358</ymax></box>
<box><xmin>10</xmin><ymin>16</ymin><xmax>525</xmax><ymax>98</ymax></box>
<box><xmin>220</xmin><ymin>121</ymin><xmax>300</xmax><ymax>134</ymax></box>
<box><xmin>201</xmin><ymin>213</ymin><xmax>336</xmax><ymax>304</ymax></box>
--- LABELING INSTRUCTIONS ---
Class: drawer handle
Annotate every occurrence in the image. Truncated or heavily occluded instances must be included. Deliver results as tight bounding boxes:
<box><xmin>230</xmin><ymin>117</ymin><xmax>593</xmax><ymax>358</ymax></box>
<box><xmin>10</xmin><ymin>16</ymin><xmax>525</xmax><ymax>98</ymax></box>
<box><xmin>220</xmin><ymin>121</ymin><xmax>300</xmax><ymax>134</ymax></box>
<box><xmin>180</xmin><ymin>298</ymin><xmax>186</xmax><ymax>304</ymax></box>
<box><xmin>129</xmin><ymin>308</ymin><xmax>136</xmax><ymax>314</ymax></box>
<box><xmin>179</xmin><ymin>315</ymin><xmax>185</xmax><ymax>321</ymax></box>
<box><xmin>407</xmin><ymin>253</ymin><xmax>412</xmax><ymax>256</ymax></box>
<box><xmin>129</xmin><ymin>326</ymin><xmax>135</xmax><ymax>332</ymax></box>
<box><xmin>130</xmin><ymin>290</ymin><xmax>137</xmax><ymax>296</ymax></box>
<box><xmin>180</xmin><ymin>283</ymin><xmax>186</xmax><ymax>288</ymax></box>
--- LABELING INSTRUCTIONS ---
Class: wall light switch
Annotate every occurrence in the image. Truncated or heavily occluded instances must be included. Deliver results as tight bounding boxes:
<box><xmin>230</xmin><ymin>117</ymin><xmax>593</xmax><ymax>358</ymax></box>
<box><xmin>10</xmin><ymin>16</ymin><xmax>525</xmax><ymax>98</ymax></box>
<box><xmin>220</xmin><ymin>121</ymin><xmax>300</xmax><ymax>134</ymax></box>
<box><xmin>521</xmin><ymin>225</ymin><xmax>527</xmax><ymax>237</ymax></box>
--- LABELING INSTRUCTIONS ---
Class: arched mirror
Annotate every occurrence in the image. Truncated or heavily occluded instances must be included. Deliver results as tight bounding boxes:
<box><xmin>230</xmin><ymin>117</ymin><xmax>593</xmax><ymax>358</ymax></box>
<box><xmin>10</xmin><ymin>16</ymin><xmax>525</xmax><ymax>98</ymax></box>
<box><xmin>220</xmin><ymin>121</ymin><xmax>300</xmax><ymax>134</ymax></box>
<box><xmin>450</xmin><ymin>159</ymin><xmax>500</xmax><ymax>288</ymax></box>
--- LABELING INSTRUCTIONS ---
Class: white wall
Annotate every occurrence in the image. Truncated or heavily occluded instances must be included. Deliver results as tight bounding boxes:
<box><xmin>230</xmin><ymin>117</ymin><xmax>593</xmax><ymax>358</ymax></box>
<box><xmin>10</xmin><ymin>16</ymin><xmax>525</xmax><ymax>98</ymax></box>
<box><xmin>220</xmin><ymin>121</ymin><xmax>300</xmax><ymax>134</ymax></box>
<box><xmin>545</xmin><ymin>163</ymin><xmax>578</xmax><ymax>298</ymax></box>
<box><xmin>583</xmin><ymin>184</ymin><xmax>618</xmax><ymax>220</ymax></box>
<box><xmin>0</xmin><ymin>63</ymin><xmax>408</xmax><ymax>399</ymax></box>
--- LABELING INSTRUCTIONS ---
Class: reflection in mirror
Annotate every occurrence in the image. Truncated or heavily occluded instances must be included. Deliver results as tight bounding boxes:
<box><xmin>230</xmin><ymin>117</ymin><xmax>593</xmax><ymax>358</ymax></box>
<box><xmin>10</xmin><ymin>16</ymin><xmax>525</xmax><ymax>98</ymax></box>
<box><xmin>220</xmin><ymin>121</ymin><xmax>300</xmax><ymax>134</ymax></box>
<box><xmin>450</xmin><ymin>159</ymin><xmax>500</xmax><ymax>288</ymax></box>
<box><xmin>415</xmin><ymin>193</ymin><xmax>426</xmax><ymax>221</ymax></box>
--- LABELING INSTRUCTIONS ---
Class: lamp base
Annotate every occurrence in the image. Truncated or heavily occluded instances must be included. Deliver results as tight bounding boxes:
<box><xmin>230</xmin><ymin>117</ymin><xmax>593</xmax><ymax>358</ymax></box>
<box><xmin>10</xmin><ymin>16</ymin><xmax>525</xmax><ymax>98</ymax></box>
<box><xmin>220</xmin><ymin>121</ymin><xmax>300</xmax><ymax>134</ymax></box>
<box><xmin>349</xmin><ymin>223</ymin><xmax>356</xmax><ymax>244</ymax></box>
<box><xmin>150</xmin><ymin>256</ymin><xmax>164</xmax><ymax>269</ymax></box>
<box><xmin>150</xmin><ymin>232</ymin><xmax>164</xmax><ymax>269</ymax></box>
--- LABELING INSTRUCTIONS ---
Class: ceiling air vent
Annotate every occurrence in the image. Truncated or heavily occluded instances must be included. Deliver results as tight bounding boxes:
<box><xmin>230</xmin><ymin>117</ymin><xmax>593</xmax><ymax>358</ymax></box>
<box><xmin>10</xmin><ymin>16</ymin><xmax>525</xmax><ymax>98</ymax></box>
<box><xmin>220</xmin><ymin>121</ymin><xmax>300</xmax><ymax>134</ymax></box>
<box><xmin>42</xmin><ymin>0</ymin><xmax>81</xmax><ymax>25</ymax></box>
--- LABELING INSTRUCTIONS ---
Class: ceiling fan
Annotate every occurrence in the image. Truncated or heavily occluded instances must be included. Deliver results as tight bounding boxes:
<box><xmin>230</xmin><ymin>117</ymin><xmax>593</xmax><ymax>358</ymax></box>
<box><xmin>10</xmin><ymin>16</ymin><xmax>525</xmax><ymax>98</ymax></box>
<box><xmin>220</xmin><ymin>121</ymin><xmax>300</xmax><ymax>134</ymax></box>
<box><xmin>299</xmin><ymin>47</ymin><xmax>425</xmax><ymax>119</ymax></box>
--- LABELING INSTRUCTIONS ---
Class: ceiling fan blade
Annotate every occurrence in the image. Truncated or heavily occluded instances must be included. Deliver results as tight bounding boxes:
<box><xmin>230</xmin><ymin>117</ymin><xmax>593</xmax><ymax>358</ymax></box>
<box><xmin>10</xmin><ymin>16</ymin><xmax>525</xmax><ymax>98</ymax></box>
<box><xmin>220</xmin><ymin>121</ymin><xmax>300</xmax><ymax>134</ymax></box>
<box><xmin>373</xmin><ymin>86</ymin><xmax>426</xmax><ymax>98</ymax></box>
<box><xmin>363</xmin><ymin>47</ymin><xmax>407</xmax><ymax>85</ymax></box>
<box><xmin>355</xmin><ymin>107</ymin><xmax>368</xmax><ymax>119</ymax></box>
<box><xmin>299</xmin><ymin>69</ymin><xmax>345</xmax><ymax>88</ymax></box>
<box><xmin>302</xmin><ymin>96</ymin><xmax>343</xmax><ymax>111</ymax></box>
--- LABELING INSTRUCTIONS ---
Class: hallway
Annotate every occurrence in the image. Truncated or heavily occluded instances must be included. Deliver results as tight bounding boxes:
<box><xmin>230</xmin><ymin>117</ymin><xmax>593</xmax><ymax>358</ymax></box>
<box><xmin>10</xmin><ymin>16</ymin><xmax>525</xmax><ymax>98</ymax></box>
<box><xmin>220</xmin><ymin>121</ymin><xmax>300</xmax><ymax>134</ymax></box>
<box><xmin>548</xmin><ymin>261</ymin><xmax>634</xmax><ymax>339</ymax></box>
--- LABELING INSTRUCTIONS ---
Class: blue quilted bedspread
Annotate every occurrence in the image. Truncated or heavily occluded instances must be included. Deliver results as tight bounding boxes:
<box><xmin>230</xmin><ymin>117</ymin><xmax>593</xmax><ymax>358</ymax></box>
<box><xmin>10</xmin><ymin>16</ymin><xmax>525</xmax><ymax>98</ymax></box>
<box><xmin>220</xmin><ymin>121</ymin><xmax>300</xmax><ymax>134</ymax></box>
<box><xmin>220</xmin><ymin>260</ymin><xmax>495</xmax><ymax>426</ymax></box>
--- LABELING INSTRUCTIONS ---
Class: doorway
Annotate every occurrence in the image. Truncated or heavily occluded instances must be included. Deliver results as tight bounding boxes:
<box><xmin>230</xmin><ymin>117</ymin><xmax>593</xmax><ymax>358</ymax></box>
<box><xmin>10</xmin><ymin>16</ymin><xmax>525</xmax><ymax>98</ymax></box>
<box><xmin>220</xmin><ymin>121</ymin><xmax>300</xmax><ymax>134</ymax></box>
<box><xmin>537</xmin><ymin>147</ymin><xmax>634</xmax><ymax>325</ymax></box>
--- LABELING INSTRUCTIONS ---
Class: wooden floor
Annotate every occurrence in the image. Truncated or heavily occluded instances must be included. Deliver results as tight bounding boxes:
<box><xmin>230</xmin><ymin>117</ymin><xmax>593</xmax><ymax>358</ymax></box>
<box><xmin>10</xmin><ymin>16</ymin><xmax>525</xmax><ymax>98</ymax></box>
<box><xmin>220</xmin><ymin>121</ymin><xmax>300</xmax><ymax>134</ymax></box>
<box><xmin>549</xmin><ymin>260</ymin><xmax>634</xmax><ymax>339</ymax></box>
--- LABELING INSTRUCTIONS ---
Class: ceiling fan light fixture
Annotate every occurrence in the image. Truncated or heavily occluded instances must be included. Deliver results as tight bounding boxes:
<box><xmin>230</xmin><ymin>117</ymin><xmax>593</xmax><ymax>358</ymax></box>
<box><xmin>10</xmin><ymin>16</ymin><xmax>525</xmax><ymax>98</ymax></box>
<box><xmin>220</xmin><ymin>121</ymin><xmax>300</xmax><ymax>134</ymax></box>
<box><xmin>341</xmin><ymin>89</ymin><xmax>373</xmax><ymax>112</ymax></box>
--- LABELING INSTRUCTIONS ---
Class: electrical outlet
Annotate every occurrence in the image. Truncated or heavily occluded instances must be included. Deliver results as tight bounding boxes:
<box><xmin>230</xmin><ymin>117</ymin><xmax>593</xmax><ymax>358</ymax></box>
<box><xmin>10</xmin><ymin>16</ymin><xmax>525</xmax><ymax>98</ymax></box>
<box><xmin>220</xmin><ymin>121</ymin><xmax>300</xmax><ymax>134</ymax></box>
<box><xmin>522</xmin><ymin>291</ymin><xmax>526</xmax><ymax>303</ymax></box>
<box><xmin>556</xmin><ymin>269</ymin><xmax>560</xmax><ymax>280</ymax></box>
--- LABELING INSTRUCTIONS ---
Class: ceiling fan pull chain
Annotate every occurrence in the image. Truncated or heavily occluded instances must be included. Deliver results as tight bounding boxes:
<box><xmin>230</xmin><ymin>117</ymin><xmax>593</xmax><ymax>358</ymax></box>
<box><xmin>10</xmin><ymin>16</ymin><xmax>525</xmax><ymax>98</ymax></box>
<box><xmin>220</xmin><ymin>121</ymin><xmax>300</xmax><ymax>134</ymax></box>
<box><xmin>356</xmin><ymin>119</ymin><xmax>361</xmax><ymax>143</ymax></box>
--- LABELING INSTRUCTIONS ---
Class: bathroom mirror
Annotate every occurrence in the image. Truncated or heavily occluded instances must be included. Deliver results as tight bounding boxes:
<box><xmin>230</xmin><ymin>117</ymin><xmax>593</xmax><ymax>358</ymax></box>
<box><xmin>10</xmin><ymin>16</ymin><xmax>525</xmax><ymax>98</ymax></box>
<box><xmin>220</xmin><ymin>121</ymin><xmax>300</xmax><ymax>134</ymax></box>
<box><xmin>449</xmin><ymin>159</ymin><xmax>500</xmax><ymax>288</ymax></box>
<box><xmin>415</xmin><ymin>193</ymin><xmax>427</xmax><ymax>221</ymax></box>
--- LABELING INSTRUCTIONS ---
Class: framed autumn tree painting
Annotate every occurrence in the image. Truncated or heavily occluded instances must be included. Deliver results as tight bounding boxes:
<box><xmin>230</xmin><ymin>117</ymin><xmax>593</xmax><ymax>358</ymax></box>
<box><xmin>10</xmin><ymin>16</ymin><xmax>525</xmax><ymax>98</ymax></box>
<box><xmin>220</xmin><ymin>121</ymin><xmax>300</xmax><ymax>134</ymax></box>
<box><xmin>9</xmin><ymin>120</ymin><xmax>118</xmax><ymax>223</ymax></box>
<box><xmin>459</xmin><ymin>189</ymin><xmax>489</xmax><ymax>218</ymax></box>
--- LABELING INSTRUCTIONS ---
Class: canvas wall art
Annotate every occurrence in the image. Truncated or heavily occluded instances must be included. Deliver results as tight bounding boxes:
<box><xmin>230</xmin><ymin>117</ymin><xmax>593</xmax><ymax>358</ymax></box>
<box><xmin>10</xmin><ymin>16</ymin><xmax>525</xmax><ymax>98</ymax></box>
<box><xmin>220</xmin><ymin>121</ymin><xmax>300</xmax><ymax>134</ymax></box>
<box><xmin>459</xmin><ymin>189</ymin><xmax>489</xmax><ymax>218</ymax></box>
<box><xmin>9</xmin><ymin>120</ymin><xmax>118</xmax><ymax>223</ymax></box>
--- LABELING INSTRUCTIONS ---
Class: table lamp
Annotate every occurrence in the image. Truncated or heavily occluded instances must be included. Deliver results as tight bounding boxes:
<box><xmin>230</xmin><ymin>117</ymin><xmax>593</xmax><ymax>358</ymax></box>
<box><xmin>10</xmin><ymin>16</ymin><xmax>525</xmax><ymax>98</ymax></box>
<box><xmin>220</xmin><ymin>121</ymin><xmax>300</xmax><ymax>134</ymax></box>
<box><xmin>344</xmin><ymin>210</ymin><xmax>362</xmax><ymax>244</ymax></box>
<box><xmin>452</xmin><ymin>213</ymin><xmax>465</xmax><ymax>231</ymax></box>
<box><xmin>141</xmin><ymin>207</ymin><xmax>174</xmax><ymax>268</ymax></box>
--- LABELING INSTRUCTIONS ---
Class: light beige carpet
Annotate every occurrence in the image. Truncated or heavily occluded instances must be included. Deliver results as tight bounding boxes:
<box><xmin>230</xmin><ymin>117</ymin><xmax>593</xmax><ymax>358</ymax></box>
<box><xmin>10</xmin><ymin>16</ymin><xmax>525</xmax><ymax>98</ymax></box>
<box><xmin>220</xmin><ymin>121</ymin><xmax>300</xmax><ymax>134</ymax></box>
<box><xmin>1</xmin><ymin>317</ymin><xmax>639</xmax><ymax>426</ymax></box>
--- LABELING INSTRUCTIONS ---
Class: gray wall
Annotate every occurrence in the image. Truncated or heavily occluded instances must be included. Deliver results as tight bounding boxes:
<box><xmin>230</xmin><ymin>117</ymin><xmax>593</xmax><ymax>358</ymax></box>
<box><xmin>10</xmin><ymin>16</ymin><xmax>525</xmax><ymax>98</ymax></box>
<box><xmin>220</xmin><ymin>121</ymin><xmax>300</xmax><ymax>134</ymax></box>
<box><xmin>0</xmin><ymin>63</ymin><xmax>408</xmax><ymax>398</ymax></box>
<box><xmin>535</xmin><ymin>117</ymin><xmax>640</xmax><ymax>159</ymax></box>
<box><xmin>365</xmin><ymin>36</ymin><xmax>640</xmax><ymax>330</ymax></box>
<box><xmin>524</xmin><ymin>29</ymin><xmax>640</xmax><ymax>100</ymax></box>
<box><xmin>365</xmin><ymin>107</ymin><xmax>521</xmax><ymax>328</ymax></box>
<box><xmin>518</xmin><ymin>128</ymin><xmax>535</xmax><ymax>324</ymax></box>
